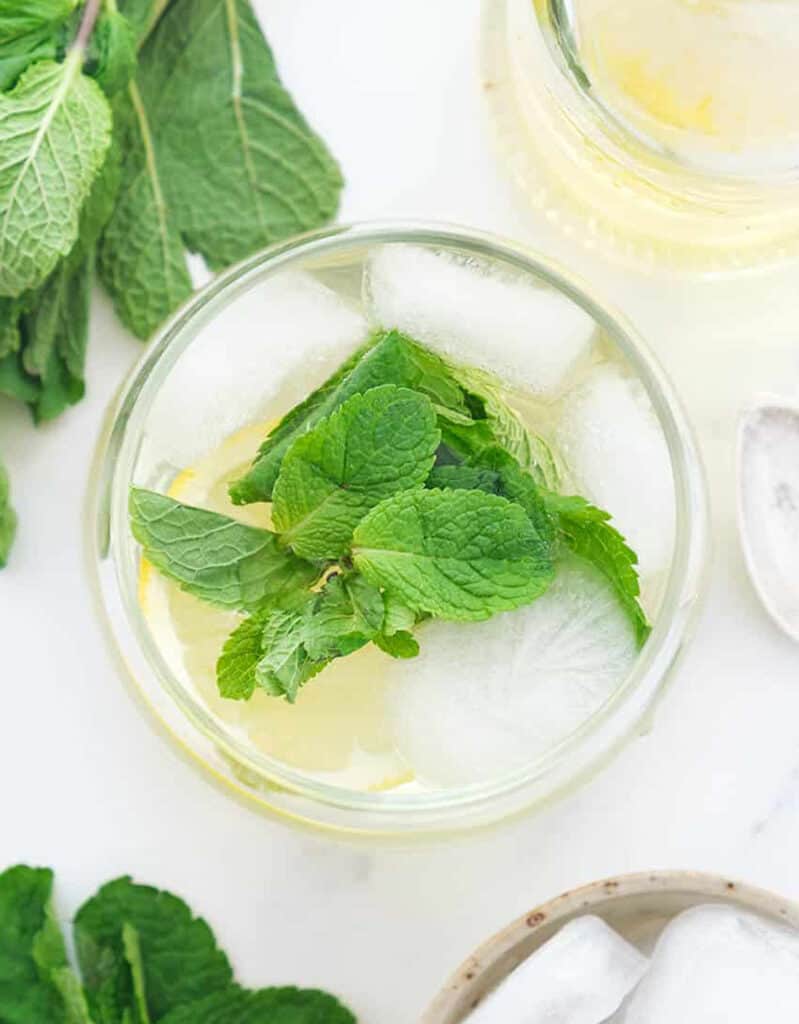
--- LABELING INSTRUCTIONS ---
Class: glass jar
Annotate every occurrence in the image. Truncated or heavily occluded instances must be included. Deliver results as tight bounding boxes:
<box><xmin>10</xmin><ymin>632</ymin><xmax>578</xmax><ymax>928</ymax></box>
<box><xmin>89</xmin><ymin>222</ymin><xmax>708</xmax><ymax>835</ymax></box>
<box><xmin>482</xmin><ymin>0</ymin><xmax>799</xmax><ymax>270</ymax></box>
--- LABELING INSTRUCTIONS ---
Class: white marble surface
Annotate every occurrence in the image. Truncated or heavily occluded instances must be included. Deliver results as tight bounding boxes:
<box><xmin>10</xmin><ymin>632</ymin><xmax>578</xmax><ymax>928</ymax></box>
<box><xmin>2</xmin><ymin>3</ymin><xmax>799</xmax><ymax>1021</ymax></box>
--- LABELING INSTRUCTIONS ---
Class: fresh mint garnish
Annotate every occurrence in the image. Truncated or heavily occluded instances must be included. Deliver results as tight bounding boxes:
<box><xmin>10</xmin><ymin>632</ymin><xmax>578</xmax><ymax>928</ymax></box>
<box><xmin>129</xmin><ymin>488</ymin><xmax>320</xmax><ymax>611</ymax></box>
<box><xmin>353</xmin><ymin>488</ymin><xmax>555</xmax><ymax>621</ymax></box>
<box><xmin>219</xmin><ymin>572</ymin><xmax>414</xmax><ymax>702</ymax></box>
<box><xmin>427</xmin><ymin>463</ymin><xmax>500</xmax><ymax>494</ymax></box>
<box><xmin>0</xmin><ymin>461</ymin><xmax>16</xmax><ymax>567</ymax></box>
<box><xmin>453</xmin><ymin>445</ymin><xmax>649</xmax><ymax>642</ymax></box>
<box><xmin>0</xmin><ymin>866</ymin><xmax>357</xmax><ymax>1024</ymax></box>
<box><xmin>273</xmin><ymin>384</ymin><xmax>440</xmax><ymax>560</ymax></box>
<box><xmin>255</xmin><ymin>606</ymin><xmax>327</xmax><ymax>702</ymax></box>
<box><xmin>230</xmin><ymin>329</ymin><xmax>475</xmax><ymax>505</ymax></box>
<box><xmin>374</xmin><ymin>630</ymin><xmax>419</xmax><ymax>659</ymax></box>
<box><xmin>133</xmin><ymin>333</ymin><xmax>652</xmax><ymax>702</ymax></box>
<box><xmin>251</xmin><ymin>574</ymin><xmax>387</xmax><ymax>702</ymax></box>
<box><xmin>302</xmin><ymin>573</ymin><xmax>386</xmax><ymax>661</ymax></box>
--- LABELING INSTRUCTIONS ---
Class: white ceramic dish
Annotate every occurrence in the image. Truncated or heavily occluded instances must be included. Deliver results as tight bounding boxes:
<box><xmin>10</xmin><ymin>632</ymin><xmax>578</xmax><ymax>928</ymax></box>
<box><xmin>421</xmin><ymin>870</ymin><xmax>799</xmax><ymax>1023</ymax></box>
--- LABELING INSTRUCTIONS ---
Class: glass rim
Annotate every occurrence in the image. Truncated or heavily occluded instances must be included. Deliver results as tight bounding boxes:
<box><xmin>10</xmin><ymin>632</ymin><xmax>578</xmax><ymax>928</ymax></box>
<box><xmin>90</xmin><ymin>220</ymin><xmax>709</xmax><ymax>825</ymax></box>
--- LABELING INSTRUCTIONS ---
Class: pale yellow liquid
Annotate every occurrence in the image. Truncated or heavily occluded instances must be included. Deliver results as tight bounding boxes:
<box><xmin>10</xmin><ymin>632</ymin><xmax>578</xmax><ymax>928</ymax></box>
<box><xmin>490</xmin><ymin>0</ymin><xmax>799</xmax><ymax>264</ymax></box>
<box><xmin>567</xmin><ymin>0</ymin><xmax>799</xmax><ymax>175</ymax></box>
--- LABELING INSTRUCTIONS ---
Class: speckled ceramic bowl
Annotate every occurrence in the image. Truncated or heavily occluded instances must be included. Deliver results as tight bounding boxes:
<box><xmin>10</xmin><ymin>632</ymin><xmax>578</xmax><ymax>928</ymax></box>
<box><xmin>421</xmin><ymin>870</ymin><xmax>799</xmax><ymax>1023</ymax></box>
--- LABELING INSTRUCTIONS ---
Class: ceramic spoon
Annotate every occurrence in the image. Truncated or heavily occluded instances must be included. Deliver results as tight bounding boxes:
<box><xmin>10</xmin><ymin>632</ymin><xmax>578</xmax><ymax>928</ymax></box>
<box><xmin>738</xmin><ymin>396</ymin><xmax>799</xmax><ymax>643</ymax></box>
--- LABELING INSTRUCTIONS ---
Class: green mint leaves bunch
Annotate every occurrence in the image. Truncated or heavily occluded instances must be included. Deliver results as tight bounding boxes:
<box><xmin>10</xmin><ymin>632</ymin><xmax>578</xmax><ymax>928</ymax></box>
<box><xmin>130</xmin><ymin>330</ymin><xmax>651</xmax><ymax>704</ymax></box>
<box><xmin>0</xmin><ymin>0</ymin><xmax>343</xmax><ymax>566</ymax></box>
<box><xmin>0</xmin><ymin>863</ymin><xmax>356</xmax><ymax>1023</ymax></box>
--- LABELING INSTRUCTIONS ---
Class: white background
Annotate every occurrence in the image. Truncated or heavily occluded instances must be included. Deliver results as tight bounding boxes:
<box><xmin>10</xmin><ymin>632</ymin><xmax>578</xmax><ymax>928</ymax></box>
<box><xmin>3</xmin><ymin>3</ymin><xmax>799</xmax><ymax>1020</ymax></box>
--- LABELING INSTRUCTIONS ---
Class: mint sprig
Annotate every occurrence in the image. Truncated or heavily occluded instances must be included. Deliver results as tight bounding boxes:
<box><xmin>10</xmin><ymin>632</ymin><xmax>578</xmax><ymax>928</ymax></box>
<box><xmin>221</xmin><ymin>573</ymin><xmax>396</xmax><ymax>703</ymax></box>
<box><xmin>0</xmin><ymin>865</ymin><xmax>356</xmax><ymax>1023</ymax></box>
<box><xmin>132</xmin><ymin>333</ymin><xmax>651</xmax><ymax>703</ymax></box>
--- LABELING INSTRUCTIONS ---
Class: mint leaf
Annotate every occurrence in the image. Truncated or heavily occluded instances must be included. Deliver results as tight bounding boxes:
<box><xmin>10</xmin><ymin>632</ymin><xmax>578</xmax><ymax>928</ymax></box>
<box><xmin>0</xmin><ymin>28</ymin><xmax>60</xmax><ymax>92</ymax></box>
<box><xmin>129</xmin><ymin>488</ymin><xmax>320</xmax><ymax>611</ymax></box>
<box><xmin>230</xmin><ymin>330</ymin><xmax>473</xmax><ymax>504</ymax></box>
<box><xmin>21</xmin><ymin>253</ymin><xmax>91</xmax><ymax>423</ymax></box>
<box><xmin>0</xmin><ymin>56</ymin><xmax>111</xmax><ymax>297</ymax></box>
<box><xmin>0</xmin><ymin>348</ymin><xmax>39</xmax><ymax>403</ymax></box>
<box><xmin>85</xmin><ymin>8</ymin><xmax>137</xmax><ymax>96</ymax></box>
<box><xmin>7</xmin><ymin>138</ymin><xmax>122</xmax><ymax>422</ymax></box>
<box><xmin>0</xmin><ymin>864</ymin><xmax>83</xmax><ymax>1023</ymax></box>
<box><xmin>381</xmin><ymin>592</ymin><xmax>417</xmax><ymax>635</ymax></box>
<box><xmin>0</xmin><ymin>298</ymin><xmax>22</xmax><ymax>359</ymax></box>
<box><xmin>353</xmin><ymin>488</ymin><xmax>554</xmax><ymax>621</ymax></box>
<box><xmin>216</xmin><ymin>613</ymin><xmax>266</xmax><ymax>701</ymax></box>
<box><xmin>255</xmin><ymin>606</ymin><xmax>326</xmax><ymax>702</ymax></box>
<box><xmin>374</xmin><ymin>630</ymin><xmax>419</xmax><ymax>659</ymax></box>
<box><xmin>0</xmin><ymin>461</ymin><xmax>16</xmax><ymax>567</ymax></box>
<box><xmin>97</xmin><ymin>83</ymin><xmax>193</xmax><ymax>340</ymax></box>
<box><xmin>0</xmin><ymin>0</ymin><xmax>76</xmax><ymax>43</ymax></box>
<box><xmin>121</xmin><ymin>923</ymin><xmax>150</xmax><ymax>1024</ymax></box>
<box><xmin>159</xmin><ymin>986</ymin><xmax>356</xmax><ymax>1024</ymax></box>
<box><xmin>75</xmin><ymin>877</ymin><xmax>233</xmax><ymax>1024</ymax></box>
<box><xmin>543</xmin><ymin>492</ymin><xmax>651</xmax><ymax>645</ymax></box>
<box><xmin>302</xmin><ymin>573</ymin><xmax>385</xmax><ymax>660</ymax></box>
<box><xmin>99</xmin><ymin>0</ymin><xmax>342</xmax><ymax>338</ymax></box>
<box><xmin>273</xmin><ymin>385</ymin><xmax>440</xmax><ymax>560</ymax></box>
<box><xmin>469</xmin><ymin>445</ymin><xmax>557</xmax><ymax>547</ymax></box>
<box><xmin>427</xmin><ymin>463</ymin><xmax>500</xmax><ymax>494</ymax></box>
<box><xmin>247</xmin><ymin>573</ymin><xmax>386</xmax><ymax>701</ymax></box>
<box><xmin>441</xmin><ymin>364</ymin><xmax>562</xmax><ymax>489</ymax></box>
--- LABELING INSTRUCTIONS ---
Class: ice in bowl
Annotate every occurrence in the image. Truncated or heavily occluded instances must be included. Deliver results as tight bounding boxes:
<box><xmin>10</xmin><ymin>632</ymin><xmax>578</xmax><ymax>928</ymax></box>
<box><xmin>462</xmin><ymin>904</ymin><xmax>799</xmax><ymax>1024</ymax></box>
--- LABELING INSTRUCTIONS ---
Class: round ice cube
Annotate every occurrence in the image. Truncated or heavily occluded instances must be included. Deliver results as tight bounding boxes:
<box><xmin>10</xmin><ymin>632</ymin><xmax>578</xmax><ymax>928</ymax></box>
<box><xmin>619</xmin><ymin>903</ymin><xmax>799</xmax><ymax>1023</ymax></box>
<box><xmin>365</xmin><ymin>244</ymin><xmax>597</xmax><ymax>394</ymax></box>
<box><xmin>146</xmin><ymin>271</ymin><xmax>368</xmax><ymax>467</ymax></box>
<box><xmin>385</xmin><ymin>557</ymin><xmax>638</xmax><ymax>788</ymax></box>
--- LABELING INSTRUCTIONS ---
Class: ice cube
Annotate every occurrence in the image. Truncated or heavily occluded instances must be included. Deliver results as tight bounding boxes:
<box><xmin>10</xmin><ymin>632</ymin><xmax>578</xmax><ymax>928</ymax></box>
<box><xmin>468</xmin><ymin>915</ymin><xmax>648</xmax><ymax>1024</ymax></box>
<box><xmin>617</xmin><ymin>903</ymin><xmax>799</xmax><ymax>1023</ymax></box>
<box><xmin>384</xmin><ymin>558</ymin><xmax>638</xmax><ymax>788</ymax></box>
<box><xmin>365</xmin><ymin>244</ymin><xmax>596</xmax><ymax>394</ymax></box>
<box><xmin>557</xmin><ymin>364</ymin><xmax>675</xmax><ymax>579</ymax></box>
<box><xmin>146</xmin><ymin>271</ymin><xmax>368</xmax><ymax>466</ymax></box>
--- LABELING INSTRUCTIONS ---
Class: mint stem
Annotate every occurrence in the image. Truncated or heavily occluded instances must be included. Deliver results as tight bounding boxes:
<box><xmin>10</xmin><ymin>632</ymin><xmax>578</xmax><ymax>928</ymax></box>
<box><xmin>73</xmin><ymin>0</ymin><xmax>103</xmax><ymax>54</ymax></box>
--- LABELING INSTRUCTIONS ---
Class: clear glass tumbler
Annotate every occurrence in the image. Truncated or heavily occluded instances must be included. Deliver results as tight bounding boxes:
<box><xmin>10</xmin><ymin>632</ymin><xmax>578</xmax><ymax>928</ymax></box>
<box><xmin>89</xmin><ymin>222</ymin><xmax>708</xmax><ymax>836</ymax></box>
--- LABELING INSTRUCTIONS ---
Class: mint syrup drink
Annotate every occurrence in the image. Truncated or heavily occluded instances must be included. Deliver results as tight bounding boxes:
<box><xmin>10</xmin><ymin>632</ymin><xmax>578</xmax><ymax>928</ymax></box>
<box><xmin>96</xmin><ymin>226</ymin><xmax>706</xmax><ymax>832</ymax></box>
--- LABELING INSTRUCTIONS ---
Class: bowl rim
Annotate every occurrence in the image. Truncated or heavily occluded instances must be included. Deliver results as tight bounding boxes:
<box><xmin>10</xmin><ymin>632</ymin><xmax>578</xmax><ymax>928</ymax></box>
<box><xmin>421</xmin><ymin>869</ymin><xmax>799</xmax><ymax>1022</ymax></box>
<box><xmin>89</xmin><ymin>219</ymin><xmax>709</xmax><ymax>832</ymax></box>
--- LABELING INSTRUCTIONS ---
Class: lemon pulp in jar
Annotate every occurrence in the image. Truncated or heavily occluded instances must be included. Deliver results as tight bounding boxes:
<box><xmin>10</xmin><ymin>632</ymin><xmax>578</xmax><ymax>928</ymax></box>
<box><xmin>483</xmin><ymin>0</ymin><xmax>799</xmax><ymax>268</ymax></box>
